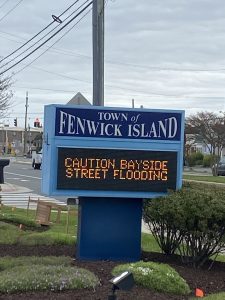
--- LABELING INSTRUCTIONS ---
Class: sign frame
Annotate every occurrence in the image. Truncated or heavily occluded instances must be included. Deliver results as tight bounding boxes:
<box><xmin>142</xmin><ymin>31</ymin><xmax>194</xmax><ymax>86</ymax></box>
<box><xmin>42</xmin><ymin>104</ymin><xmax>185</xmax><ymax>198</ymax></box>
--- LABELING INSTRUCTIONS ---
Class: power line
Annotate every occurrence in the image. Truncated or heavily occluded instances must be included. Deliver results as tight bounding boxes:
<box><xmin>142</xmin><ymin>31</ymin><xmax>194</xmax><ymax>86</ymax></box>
<box><xmin>2</xmin><ymin>24</ymin><xmax>225</xmax><ymax>74</ymax></box>
<box><xmin>0</xmin><ymin>0</ymin><xmax>24</xmax><ymax>23</ymax></box>
<box><xmin>14</xmin><ymin>7</ymin><xmax>92</xmax><ymax>75</ymax></box>
<box><xmin>13</xmin><ymin>60</ymin><xmax>225</xmax><ymax>98</ymax></box>
<box><xmin>0</xmin><ymin>0</ymin><xmax>89</xmax><ymax>69</ymax></box>
<box><xmin>0</xmin><ymin>0</ymin><xmax>10</xmax><ymax>9</ymax></box>
<box><xmin>0</xmin><ymin>0</ymin><xmax>80</xmax><ymax>64</ymax></box>
<box><xmin>0</xmin><ymin>1</ymin><xmax>93</xmax><ymax>76</ymax></box>
<box><xmin>14</xmin><ymin>85</ymin><xmax>225</xmax><ymax>100</ymax></box>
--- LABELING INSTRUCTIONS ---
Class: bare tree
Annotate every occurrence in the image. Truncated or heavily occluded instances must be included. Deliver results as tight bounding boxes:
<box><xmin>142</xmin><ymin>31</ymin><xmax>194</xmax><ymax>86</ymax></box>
<box><xmin>0</xmin><ymin>75</ymin><xmax>13</xmax><ymax>119</ymax></box>
<box><xmin>186</xmin><ymin>111</ymin><xmax>225</xmax><ymax>157</ymax></box>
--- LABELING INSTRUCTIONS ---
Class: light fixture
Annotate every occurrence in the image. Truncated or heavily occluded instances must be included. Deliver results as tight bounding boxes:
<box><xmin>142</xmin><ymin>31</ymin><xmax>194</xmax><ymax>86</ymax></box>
<box><xmin>108</xmin><ymin>271</ymin><xmax>134</xmax><ymax>300</ymax></box>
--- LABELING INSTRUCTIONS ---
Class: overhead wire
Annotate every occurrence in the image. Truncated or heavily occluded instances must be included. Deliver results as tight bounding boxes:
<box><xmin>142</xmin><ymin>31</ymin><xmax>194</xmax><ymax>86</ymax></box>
<box><xmin>0</xmin><ymin>0</ymin><xmax>24</xmax><ymax>23</ymax></box>
<box><xmin>0</xmin><ymin>0</ymin><xmax>93</xmax><ymax>76</ymax></box>
<box><xmin>0</xmin><ymin>0</ymin><xmax>80</xmax><ymax>64</ymax></box>
<box><xmin>0</xmin><ymin>0</ymin><xmax>10</xmax><ymax>9</ymax></box>
<box><xmin>2</xmin><ymin>1</ymin><xmax>222</xmax><ymax>101</ymax></box>
<box><xmin>14</xmin><ymin>6</ymin><xmax>92</xmax><ymax>75</ymax></box>
<box><xmin>14</xmin><ymin>85</ymin><xmax>225</xmax><ymax>100</ymax></box>
<box><xmin>0</xmin><ymin>0</ymin><xmax>90</xmax><ymax>69</ymax></box>
<box><xmin>2</xmin><ymin>26</ymin><xmax>225</xmax><ymax>74</ymax></box>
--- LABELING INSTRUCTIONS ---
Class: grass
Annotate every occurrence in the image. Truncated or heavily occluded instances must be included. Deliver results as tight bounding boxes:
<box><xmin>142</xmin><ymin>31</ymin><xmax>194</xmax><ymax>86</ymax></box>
<box><xmin>183</xmin><ymin>174</ymin><xmax>225</xmax><ymax>183</ymax></box>
<box><xmin>0</xmin><ymin>256</ymin><xmax>99</xmax><ymax>294</ymax></box>
<box><xmin>112</xmin><ymin>261</ymin><xmax>190</xmax><ymax>295</ymax></box>
<box><xmin>141</xmin><ymin>232</ymin><xmax>161</xmax><ymax>253</ymax></box>
<box><xmin>190</xmin><ymin>292</ymin><xmax>225</xmax><ymax>300</ymax></box>
<box><xmin>0</xmin><ymin>221</ymin><xmax>24</xmax><ymax>244</ymax></box>
<box><xmin>0</xmin><ymin>256</ymin><xmax>72</xmax><ymax>271</ymax></box>
<box><xmin>0</xmin><ymin>212</ymin><xmax>40</xmax><ymax>229</ymax></box>
<box><xmin>19</xmin><ymin>231</ymin><xmax>76</xmax><ymax>246</ymax></box>
<box><xmin>0</xmin><ymin>202</ymin><xmax>224</xmax><ymax>296</ymax></box>
<box><xmin>0</xmin><ymin>205</ymin><xmax>78</xmax><ymax>246</ymax></box>
<box><xmin>1</xmin><ymin>207</ymin><xmax>224</xmax><ymax>264</ymax></box>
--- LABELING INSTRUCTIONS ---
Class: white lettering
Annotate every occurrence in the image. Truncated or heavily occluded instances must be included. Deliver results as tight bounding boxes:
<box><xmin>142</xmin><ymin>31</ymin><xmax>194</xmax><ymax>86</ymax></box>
<box><xmin>158</xmin><ymin>119</ymin><xmax>167</xmax><ymax>138</ymax></box>
<box><xmin>59</xmin><ymin>111</ymin><xmax>67</xmax><ymax>134</ymax></box>
<box><xmin>67</xmin><ymin>114</ymin><xmax>76</xmax><ymax>134</ymax></box>
<box><xmin>86</xmin><ymin>120</ymin><xmax>99</xmax><ymax>135</ymax></box>
<box><xmin>168</xmin><ymin>117</ymin><xmax>177</xmax><ymax>138</ymax></box>
<box><xmin>149</xmin><ymin>122</ymin><xmax>157</xmax><ymax>137</ymax></box>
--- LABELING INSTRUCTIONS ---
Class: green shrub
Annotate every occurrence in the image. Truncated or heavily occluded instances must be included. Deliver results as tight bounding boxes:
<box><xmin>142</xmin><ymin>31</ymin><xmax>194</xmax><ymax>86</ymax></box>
<box><xmin>112</xmin><ymin>261</ymin><xmax>190</xmax><ymax>295</ymax></box>
<box><xmin>143</xmin><ymin>196</ymin><xmax>184</xmax><ymax>255</ymax></box>
<box><xmin>0</xmin><ymin>265</ymin><xmax>99</xmax><ymax>293</ymax></box>
<box><xmin>194</xmin><ymin>152</ymin><xmax>204</xmax><ymax>161</ymax></box>
<box><xmin>143</xmin><ymin>189</ymin><xmax>225</xmax><ymax>267</ymax></box>
<box><xmin>186</xmin><ymin>152</ymin><xmax>204</xmax><ymax>167</ymax></box>
<box><xmin>203</xmin><ymin>154</ymin><xmax>218</xmax><ymax>167</ymax></box>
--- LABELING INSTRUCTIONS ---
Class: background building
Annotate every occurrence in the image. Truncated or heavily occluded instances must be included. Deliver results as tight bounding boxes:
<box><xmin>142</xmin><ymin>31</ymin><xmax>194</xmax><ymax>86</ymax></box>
<box><xmin>0</xmin><ymin>126</ymin><xmax>43</xmax><ymax>156</ymax></box>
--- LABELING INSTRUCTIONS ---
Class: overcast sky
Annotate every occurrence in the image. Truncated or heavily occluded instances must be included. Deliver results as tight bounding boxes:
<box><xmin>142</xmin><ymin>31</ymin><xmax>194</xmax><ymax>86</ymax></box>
<box><xmin>1</xmin><ymin>0</ymin><xmax>225</xmax><ymax>127</ymax></box>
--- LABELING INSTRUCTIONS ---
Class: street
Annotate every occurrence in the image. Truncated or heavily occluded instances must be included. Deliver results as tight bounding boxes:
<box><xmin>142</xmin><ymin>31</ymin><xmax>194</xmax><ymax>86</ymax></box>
<box><xmin>4</xmin><ymin>157</ymin><xmax>41</xmax><ymax>194</ymax></box>
<box><xmin>3</xmin><ymin>157</ymin><xmax>67</xmax><ymax>203</ymax></box>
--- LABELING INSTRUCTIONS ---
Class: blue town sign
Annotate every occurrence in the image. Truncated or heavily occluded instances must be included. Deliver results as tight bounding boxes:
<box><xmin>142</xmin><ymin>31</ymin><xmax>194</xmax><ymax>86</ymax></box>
<box><xmin>42</xmin><ymin>104</ymin><xmax>185</xmax><ymax>261</ymax></box>
<box><xmin>42</xmin><ymin>105</ymin><xmax>185</xmax><ymax>199</ymax></box>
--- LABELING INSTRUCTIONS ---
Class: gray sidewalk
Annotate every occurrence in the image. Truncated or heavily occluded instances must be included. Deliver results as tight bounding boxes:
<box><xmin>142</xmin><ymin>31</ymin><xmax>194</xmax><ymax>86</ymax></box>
<box><xmin>0</xmin><ymin>182</ymin><xmax>32</xmax><ymax>193</ymax></box>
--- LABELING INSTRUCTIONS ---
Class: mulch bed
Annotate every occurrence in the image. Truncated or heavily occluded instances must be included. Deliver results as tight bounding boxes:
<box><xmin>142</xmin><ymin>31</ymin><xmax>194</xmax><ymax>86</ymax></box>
<box><xmin>0</xmin><ymin>245</ymin><xmax>224</xmax><ymax>300</ymax></box>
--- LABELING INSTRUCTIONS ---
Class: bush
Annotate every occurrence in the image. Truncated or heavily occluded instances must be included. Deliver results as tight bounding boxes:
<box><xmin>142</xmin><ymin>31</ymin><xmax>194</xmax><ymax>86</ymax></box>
<box><xmin>203</xmin><ymin>154</ymin><xmax>218</xmax><ymax>167</ymax></box>
<box><xmin>143</xmin><ymin>189</ymin><xmax>225</xmax><ymax>267</ymax></box>
<box><xmin>0</xmin><ymin>265</ymin><xmax>99</xmax><ymax>293</ymax></box>
<box><xmin>143</xmin><ymin>197</ymin><xmax>184</xmax><ymax>255</ymax></box>
<box><xmin>186</xmin><ymin>152</ymin><xmax>204</xmax><ymax>167</ymax></box>
<box><xmin>112</xmin><ymin>261</ymin><xmax>190</xmax><ymax>295</ymax></box>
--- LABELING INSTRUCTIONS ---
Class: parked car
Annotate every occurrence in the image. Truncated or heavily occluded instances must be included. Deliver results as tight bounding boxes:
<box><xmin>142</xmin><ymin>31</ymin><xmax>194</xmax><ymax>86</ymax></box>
<box><xmin>32</xmin><ymin>149</ymin><xmax>42</xmax><ymax>169</ymax></box>
<box><xmin>212</xmin><ymin>157</ymin><xmax>225</xmax><ymax>176</ymax></box>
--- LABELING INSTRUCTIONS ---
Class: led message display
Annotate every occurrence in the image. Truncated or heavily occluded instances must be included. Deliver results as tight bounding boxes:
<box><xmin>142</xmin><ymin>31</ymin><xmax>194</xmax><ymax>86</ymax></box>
<box><xmin>57</xmin><ymin>148</ymin><xmax>177</xmax><ymax>192</ymax></box>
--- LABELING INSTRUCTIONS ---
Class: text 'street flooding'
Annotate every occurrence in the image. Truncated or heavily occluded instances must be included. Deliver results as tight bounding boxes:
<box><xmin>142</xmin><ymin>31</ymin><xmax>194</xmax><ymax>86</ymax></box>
<box><xmin>57</xmin><ymin>148</ymin><xmax>177</xmax><ymax>193</ymax></box>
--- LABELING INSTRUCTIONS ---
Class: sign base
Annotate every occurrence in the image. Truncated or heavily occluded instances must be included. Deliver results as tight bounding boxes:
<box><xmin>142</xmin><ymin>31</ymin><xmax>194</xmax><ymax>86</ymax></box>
<box><xmin>76</xmin><ymin>197</ymin><xmax>143</xmax><ymax>261</ymax></box>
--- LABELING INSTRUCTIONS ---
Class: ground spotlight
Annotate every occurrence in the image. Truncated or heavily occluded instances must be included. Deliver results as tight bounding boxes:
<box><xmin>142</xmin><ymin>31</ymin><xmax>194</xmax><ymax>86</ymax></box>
<box><xmin>108</xmin><ymin>271</ymin><xmax>134</xmax><ymax>300</ymax></box>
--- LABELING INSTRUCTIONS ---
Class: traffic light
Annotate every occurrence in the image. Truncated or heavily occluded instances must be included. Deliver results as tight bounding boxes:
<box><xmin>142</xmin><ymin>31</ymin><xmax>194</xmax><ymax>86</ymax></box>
<box><xmin>14</xmin><ymin>118</ymin><xmax>17</xmax><ymax>127</ymax></box>
<box><xmin>34</xmin><ymin>118</ymin><xmax>40</xmax><ymax>127</ymax></box>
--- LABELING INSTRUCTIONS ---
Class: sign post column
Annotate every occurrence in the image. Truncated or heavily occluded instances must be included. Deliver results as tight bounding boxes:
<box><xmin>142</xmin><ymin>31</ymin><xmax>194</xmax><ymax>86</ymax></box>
<box><xmin>77</xmin><ymin>197</ymin><xmax>143</xmax><ymax>261</ymax></box>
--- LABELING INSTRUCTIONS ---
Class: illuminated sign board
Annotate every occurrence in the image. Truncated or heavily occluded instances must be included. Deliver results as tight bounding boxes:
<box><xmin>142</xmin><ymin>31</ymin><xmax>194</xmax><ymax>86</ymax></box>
<box><xmin>57</xmin><ymin>148</ymin><xmax>177</xmax><ymax>192</ymax></box>
<box><xmin>42</xmin><ymin>105</ymin><xmax>184</xmax><ymax>198</ymax></box>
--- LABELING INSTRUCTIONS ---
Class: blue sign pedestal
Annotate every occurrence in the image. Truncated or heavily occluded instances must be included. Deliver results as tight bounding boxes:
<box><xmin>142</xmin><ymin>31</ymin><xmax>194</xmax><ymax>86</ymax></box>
<box><xmin>77</xmin><ymin>197</ymin><xmax>143</xmax><ymax>261</ymax></box>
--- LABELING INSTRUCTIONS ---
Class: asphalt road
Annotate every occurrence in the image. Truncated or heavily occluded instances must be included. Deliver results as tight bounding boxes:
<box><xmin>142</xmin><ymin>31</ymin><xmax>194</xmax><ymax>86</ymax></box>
<box><xmin>4</xmin><ymin>158</ymin><xmax>41</xmax><ymax>194</ymax></box>
<box><xmin>3</xmin><ymin>158</ymin><xmax>69</xmax><ymax>203</ymax></box>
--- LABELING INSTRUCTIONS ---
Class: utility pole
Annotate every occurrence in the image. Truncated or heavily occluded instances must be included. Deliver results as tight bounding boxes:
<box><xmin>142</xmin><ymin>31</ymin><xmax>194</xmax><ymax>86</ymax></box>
<box><xmin>23</xmin><ymin>91</ymin><xmax>28</xmax><ymax>156</ymax></box>
<box><xmin>92</xmin><ymin>0</ymin><xmax>104</xmax><ymax>106</ymax></box>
